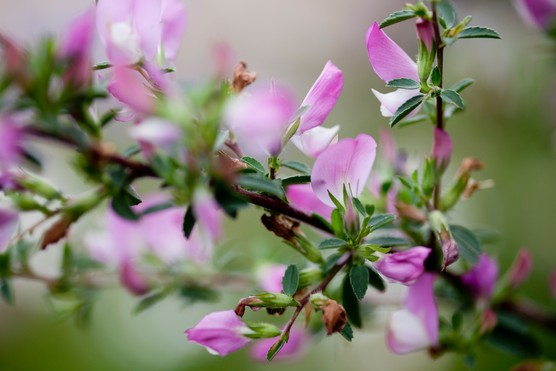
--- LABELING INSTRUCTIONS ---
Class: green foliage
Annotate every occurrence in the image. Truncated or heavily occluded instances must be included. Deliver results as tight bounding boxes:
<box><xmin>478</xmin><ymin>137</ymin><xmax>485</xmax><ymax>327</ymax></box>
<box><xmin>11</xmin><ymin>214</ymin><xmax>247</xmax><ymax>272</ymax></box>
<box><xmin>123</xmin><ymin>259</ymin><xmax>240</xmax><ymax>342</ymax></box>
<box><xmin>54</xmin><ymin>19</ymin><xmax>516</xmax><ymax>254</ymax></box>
<box><xmin>386</xmin><ymin>78</ymin><xmax>420</xmax><ymax>89</ymax></box>
<box><xmin>389</xmin><ymin>95</ymin><xmax>425</xmax><ymax>127</ymax></box>
<box><xmin>241</xmin><ymin>156</ymin><xmax>265</xmax><ymax>173</ymax></box>
<box><xmin>182</xmin><ymin>207</ymin><xmax>196</xmax><ymax>238</ymax></box>
<box><xmin>457</xmin><ymin>26</ymin><xmax>501</xmax><ymax>40</ymax></box>
<box><xmin>380</xmin><ymin>9</ymin><xmax>417</xmax><ymax>28</ymax></box>
<box><xmin>342</xmin><ymin>275</ymin><xmax>362</xmax><ymax>328</ymax></box>
<box><xmin>450</xmin><ymin>225</ymin><xmax>483</xmax><ymax>265</ymax></box>
<box><xmin>282</xmin><ymin>265</ymin><xmax>300</xmax><ymax>296</ymax></box>
<box><xmin>319</xmin><ymin>238</ymin><xmax>348</xmax><ymax>250</ymax></box>
<box><xmin>349</xmin><ymin>265</ymin><xmax>369</xmax><ymax>300</ymax></box>
<box><xmin>281</xmin><ymin>161</ymin><xmax>310</xmax><ymax>175</ymax></box>
<box><xmin>440</xmin><ymin>89</ymin><xmax>465</xmax><ymax>109</ymax></box>
<box><xmin>237</xmin><ymin>174</ymin><xmax>285</xmax><ymax>199</ymax></box>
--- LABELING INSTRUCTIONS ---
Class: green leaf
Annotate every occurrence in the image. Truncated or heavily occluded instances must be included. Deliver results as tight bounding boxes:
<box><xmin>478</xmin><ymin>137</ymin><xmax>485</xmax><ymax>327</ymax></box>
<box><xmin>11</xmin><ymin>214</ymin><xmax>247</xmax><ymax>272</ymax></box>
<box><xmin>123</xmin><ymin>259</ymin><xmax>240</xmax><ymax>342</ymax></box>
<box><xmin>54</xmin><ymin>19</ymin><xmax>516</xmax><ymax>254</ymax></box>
<box><xmin>342</xmin><ymin>275</ymin><xmax>362</xmax><ymax>328</ymax></box>
<box><xmin>385</xmin><ymin>78</ymin><xmax>420</xmax><ymax>89</ymax></box>
<box><xmin>364</xmin><ymin>205</ymin><xmax>375</xmax><ymax>217</ymax></box>
<box><xmin>380</xmin><ymin>9</ymin><xmax>417</xmax><ymax>28</ymax></box>
<box><xmin>121</xmin><ymin>144</ymin><xmax>141</xmax><ymax>158</ymax></box>
<box><xmin>485</xmin><ymin>320</ymin><xmax>540</xmax><ymax>358</ymax></box>
<box><xmin>352</xmin><ymin>198</ymin><xmax>366</xmax><ymax>216</ymax></box>
<box><xmin>182</xmin><ymin>207</ymin><xmax>196</xmax><ymax>238</ymax></box>
<box><xmin>431</xmin><ymin>67</ymin><xmax>441</xmax><ymax>86</ymax></box>
<box><xmin>282</xmin><ymin>265</ymin><xmax>299</xmax><ymax>296</ymax></box>
<box><xmin>457</xmin><ymin>26</ymin><xmax>501</xmax><ymax>40</ymax></box>
<box><xmin>437</xmin><ymin>0</ymin><xmax>457</xmax><ymax>28</ymax></box>
<box><xmin>140</xmin><ymin>201</ymin><xmax>175</xmax><ymax>216</ymax></box>
<box><xmin>283</xmin><ymin>117</ymin><xmax>301</xmax><ymax>144</ymax></box>
<box><xmin>450</xmin><ymin>225</ymin><xmax>483</xmax><ymax>265</ymax></box>
<box><xmin>213</xmin><ymin>181</ymin><xmax>248</xmax><ymax>218</ymax></box>
<box><xmin>281</xmin><ymin>175</ymin><xmax>311</xmax><ymax>187</ymax></box>
<box><xmin>366</xmin><ymin>236</ymin><xmax>410</xmax><ymax>247</ymax></box>
<box><xmin>450</xmin><ymin>78</ymin><xmax>474</xmax><ymax>93</ymax></box>
<box><xmin>330</xmin><ymin>209</ymin><xmax>344</xmax><ymax>235</ymax></box>
<box><xmin>327</xmin><ymin>191</ymin><xmax>344</xmax><ymax>211</ymax></box>
<box><xmin>367</xmin><ymin>266</ymin><xmax>386</xmax><ymax>292</ymax></box>
<box><xmin>267</xmin><ymin>337</ymin><xmax>287</xmax><ymax>361</ymax></box>
<box><xmin>134</xmin><ymin>290</ymin><xmax>170</xmax><ymax>314</ymax></box>
<box><xmin>111</xmin><ymin>190</ymin><xmax>140</xmax><ymax>221</ymax></box>
<box><xmin>349</xmin><ymin>265</ymin><xmax>369</xmax><ymax>300</ymax></box>
<box><xmin>319</xmin><ymin>238</ymin><xmax>348</xmax><ymax>250</ymax></box>
<box><xmin>241</xmin><ymin>156</ymin><xmax>265</xmax><ymax>173</ymax></box>
<box><xmin>281</xmin><ymin>161</ymin><xmax>310</xmax><ymax>175</ymax></box>
<box><xmin>339</xmin><ymin>322</ymin><xmax>354</xmax><ymax>342</ymax></box>
<box><xmin>237</xmin><ymin>174</ymin><xmax>285</xmax><ymax>199</ymax></box>
<box><xmin>440</xmin><ymin>89</ymin><xmax>465</xmax><ymax>110</ymax></box>
<box><xmin>389</xmin><ymin>95</ymin><xmax>424</xmax><ymax>127</ymax></box>
<box><xmin>368</xmin><ymin>213</ymin><xmax>395</xmax><ymax>231</ymax></box>
<box><xmin>0</xmin><ymin>278</ymin><xmax>14</xmax><ymax>305</ymax></box>
<box><xmin>323</xmin><ymin>253</ymin><xmax>342</xmax><ymax>274</ymax></box>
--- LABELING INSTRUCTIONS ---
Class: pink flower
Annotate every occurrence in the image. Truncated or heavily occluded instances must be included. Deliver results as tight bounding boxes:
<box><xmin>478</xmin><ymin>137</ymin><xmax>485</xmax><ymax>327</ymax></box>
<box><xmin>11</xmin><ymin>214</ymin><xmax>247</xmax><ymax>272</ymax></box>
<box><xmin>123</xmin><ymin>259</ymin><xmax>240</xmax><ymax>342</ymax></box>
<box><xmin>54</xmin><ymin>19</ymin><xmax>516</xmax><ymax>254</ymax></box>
<box><xmin>185</xmin><ymin>310</ymin><xmax>252</xmax><ymax>356</ymax></box>
<box><xmin>416</xmin><ymin>18</ymin><xmax>435</xmax><ymax>52</ymax></box>
<box><xmin>59</xmin><ymin>9</ymin><xmax>95</xmax><ymax>87</ymax></box>
<box><xmin>224</xmin><ymin>86</ymin><xmax>296</xmax><ymax>161</ymax></box>
<box><xmin>192</xmin><ymin>188</ymin><xmax>223</xmax><ymax>241</ymax></box>
<box><xmin>290</xmin><ymin>125</ymin><xmax>340</xmax><ymax>158</ymax></box>
<box><xmin>119</xmin><ymin>259</ymin><xmax>150</xmax><ymax>295</ymax></box>
<box><xmin>96</xmin><ymin>0</ymin><xmax>186</xmax><ymax>66</ymax></box>
<box><xmin>432</xmin><ymin>128</ymin><xmax>452</xmax><ymax>172</ymax></box>
<box><xmin>250</xmin><ymin>327</ymin><xmax>308</xmax><ymax>362</ymax></box>
<box><xmin>513</xmin><ymin>0</ymin><xmax>556</xmax><ymax>31</ymax></box>
<box><xmin>366</xmin><ymin>22</ymin><xmax>422</xmax><ymax>118</ymax></box>
<box><xmin>461</xmin><ymin>254</ymin><xmax>498</xmax><ymax>301</ymax></box>
<box><xmin>107</xmin><ymin>66</ymin><xmax>156</xmax><ymax>115</ymax></box>
<box><xmin>311</xmin><ymin>134</ymin><xmax>377</xmax><ymax>207</ymax></box>
<box><xmin>374</xmin><ymin>247</ymin><xmax>431</xmax><ymax>285</ymax></box>
<box><xmin>130</xmin><ymin>118</ymin><xmax>182</xmax><ymax>158</ymax></box>
<box><xmin>0</xmin><ymin>115</ymin><xmax>25</xmax><ymax>171</ymax></box>
<box><xmin>257</xmin><ymin>264</ymin><xmax>287</xmax><ymax>293</ymax></box>
<box><xmin>0</xmin><ymin>207</ymin><xmax>18</xmax><ymax>253</ymax></box>
<box><xmin>286</xmin><ymin>184</ymin><xmax>334</xmax><ymax>221</ymax></box>
<box><xmin>386</xmin><ymin>273</ymin><xmax>438</xmax><ymax>354</ymax></box>
<box><xmin>508</xmin><ymin>249</ymin><xmax>533</xmax><ymax>289</ymax></box>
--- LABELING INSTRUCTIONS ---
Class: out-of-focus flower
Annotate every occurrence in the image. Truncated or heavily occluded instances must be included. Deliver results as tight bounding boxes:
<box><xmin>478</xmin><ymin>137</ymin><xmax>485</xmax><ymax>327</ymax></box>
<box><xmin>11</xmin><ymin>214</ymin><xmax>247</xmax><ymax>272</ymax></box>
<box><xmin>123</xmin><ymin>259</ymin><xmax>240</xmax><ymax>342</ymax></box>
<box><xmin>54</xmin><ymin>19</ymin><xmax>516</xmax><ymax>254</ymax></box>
<box><xmin>119</xmin><ymin>258</ymin><xmax>150</xmax><ymax>295</ymax></box>
<box><xmin>416</xmin><ymin>18</ymin><xmax>435</xmax><ymax>52</ymax></box>
<box><xmin>432</xmin><ymin>128</ymin><xmax>452</xmax><ymax>172</ymax></box>
<box><xmin>461</xmin><ymin>253</ymin><xmax>498</xmax><ymax>301</ymax></box>
<box><xmin>59</xmin><ymin>9</ymin><xmax>95</xmax><ymax>87</ymax></box>
<box><xmin>250</xmin><ymin>327</ymin><xmax>308</xmax><ymax>362</ymax></box>
<box><xmin>386</xmin><ymin>273</ymin><xmax>438</xmax><ymax>354</ymax></box>
<box><xmin>107</xmin><ymin>66</ymin><xmax>156</xmax><ymax>115</ymax></box>
<box><xmin>193</xmin><ymin>188</ymin><xmax>223</xmax><ymax>241</ymax></box>
<box><xmin>223</xmin><ymin>86</ymin><xmax>296</xmax><ymax>161</ymax></box>
<box><xmin>286</xmin><ymin>184</ymin><xmax>334</xmax><ymax>221</ymax></box>
<box><xmin>96</xmin><ymin>0</ymin><xmax>186</xmax><ymax>66</ymax></box>
<box><xmin>375</xmin><ymin>247</ymin><xmax>431</xmax><ymax>285</ymax></box>
<box><xmin>185</xmin><ymin>310</ymin><xmax>253</xmax><ymax>356</ymax></box>
<box><xmin>130</xmin><ymin>118</ymin><xmax>182</xmax><ymax>158</ymax></box>
<box><xmin>311</xmin><ymin>134</ymin><xmax>377</xmax><ymax>207</ymax></box>
<box><xmin>290</xmin><ymin>125</ymin><xmax>340</xmax><ymax>158</ymax></box>
<box><xmin>0</xmin><ymin>115</ymin><xmax>25</xmax><ymax>171</ymax></box>
<box><xmin>0</xmin><ymin>207</ymin><xmax>18</xmax><ymax>253</ymax></box>
<box><xmin>366</xmin><ymin>22</ymin><xmax>422</xmax><ymax>118</ymax></box>
<box><xmin>513</xmin><ymin>0</ymin><xmax>556</xmax><ymax>32</ymax></box>
<box><xmin>508</xmin><ymin>249</ymin><xmax>533</xmax><ymax>289</ymax></box>
<box><xmin>257</xmin><ymin>264</ymin><xmax>287</xmax><ymax>293</ymax></box>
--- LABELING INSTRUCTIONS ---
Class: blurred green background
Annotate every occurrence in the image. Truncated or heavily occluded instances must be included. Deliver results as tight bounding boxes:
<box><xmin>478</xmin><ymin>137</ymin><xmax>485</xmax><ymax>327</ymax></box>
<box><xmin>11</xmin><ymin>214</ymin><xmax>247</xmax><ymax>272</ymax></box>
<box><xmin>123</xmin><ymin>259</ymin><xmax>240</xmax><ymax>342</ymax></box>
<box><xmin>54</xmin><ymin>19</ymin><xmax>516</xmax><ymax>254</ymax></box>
<box><xmin>1</xmin><ymin>0</ymin><xmax>555</xmax><ymax>370</ymax></box>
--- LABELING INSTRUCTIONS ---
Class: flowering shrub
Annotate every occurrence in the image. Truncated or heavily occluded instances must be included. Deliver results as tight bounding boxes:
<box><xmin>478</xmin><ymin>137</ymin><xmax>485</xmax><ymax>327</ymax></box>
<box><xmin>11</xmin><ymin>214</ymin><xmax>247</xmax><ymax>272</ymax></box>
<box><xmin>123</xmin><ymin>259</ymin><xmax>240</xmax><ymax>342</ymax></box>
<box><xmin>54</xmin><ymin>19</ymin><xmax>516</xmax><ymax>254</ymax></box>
<box><xmin>0</xmin><ymin>0</ymin><xmax>555</xmax><ymax>368</ymax></box>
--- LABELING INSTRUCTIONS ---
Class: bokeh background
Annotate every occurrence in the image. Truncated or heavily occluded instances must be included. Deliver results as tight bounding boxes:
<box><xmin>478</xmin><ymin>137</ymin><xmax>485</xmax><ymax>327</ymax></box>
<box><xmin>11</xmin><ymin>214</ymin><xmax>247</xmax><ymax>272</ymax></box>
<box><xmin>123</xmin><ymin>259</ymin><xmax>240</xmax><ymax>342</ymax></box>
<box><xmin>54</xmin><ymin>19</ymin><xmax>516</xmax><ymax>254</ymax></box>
<box><xmin>1</xmin><ymin>0</ymin><xmax>555</xmax><ymax>370</ymax></box>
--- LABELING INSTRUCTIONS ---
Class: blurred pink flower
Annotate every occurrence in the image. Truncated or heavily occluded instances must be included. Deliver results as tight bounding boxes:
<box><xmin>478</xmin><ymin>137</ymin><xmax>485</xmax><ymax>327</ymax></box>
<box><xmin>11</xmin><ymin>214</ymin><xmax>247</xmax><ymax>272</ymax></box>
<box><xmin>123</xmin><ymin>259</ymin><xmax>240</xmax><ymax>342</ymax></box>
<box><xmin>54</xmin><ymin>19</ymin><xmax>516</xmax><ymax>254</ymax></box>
<box><xmin>107</xmin><ymin>66</ymin><xmax>156</xmax><ymax>115</ymax></box>
<box><xmin>432</xmin><ymin>128</ymin><xmax>452</xmax><ymax>172</ymax></box>
<box><xmin>286</xmin><ymin>184</ymin><xmax>334</xmax><ymax>221</ymax></box>
<box><xmin>461</xmin><ymin>253</ymin><xmax>498</xmax><ymax>301</ymax></box>
<box><xmin>386</xmin><ymin>273</ymin><xmax>438</xmax><ymax>354</ymax></box>
<box><xmin>257</xmin><ymin>264</ymin><xmax>287</xmax><ymax>293</ymax></box>
<box><xmin>513</xmin><ymin>0</ymin><xmax>556</xmax><ymax>31</ymax></box>
<box><xmin>130</xmin><ymin>118</ymin><xmax>182</xmax><ymax>158</ymax></box>
<box><xmin>375</xmin><ymin>247</ymin><xmax>431</xmax><ymax>285</ymax></box>
<box><xmin>508</xmin><ymin>249</ymin><xmax>533</xmax><ymax>289</ymax></box>
<box><xmin>0</xmin><ymin>207</ymin><xmax>18</xmax><ymax>253</ymax></box>
<box><xmin>311</xmin><ymin>134</ymin><xmax>377</xmax><ymax>207</ymax></box>
<box><xmin>59</xmin><ymin>9</ymin><xmax>95</xmax><ymax>87</ymax></box>
<box><xmin>119</xmin><ymin>259</ymin><xmax>150</xmax><ymax>295</ymax></box>
<box><xmin>250</xmin><ymin>327</ymin><xmax>307</xmax><ymax>362</ymax></box>
<box><xmin>185</xmin><ymin>310</ymin><xmax>252</xmax><ymax>356</ymax></box>
<box><xmin>193</xmin><ymin>188</ymin><xmax>223</xmax><ymax>241</ymax></box>
<box><xmin>0</xmin><ymin>115</ymin><xmax>25</xmax><ymax>171</ymax></box>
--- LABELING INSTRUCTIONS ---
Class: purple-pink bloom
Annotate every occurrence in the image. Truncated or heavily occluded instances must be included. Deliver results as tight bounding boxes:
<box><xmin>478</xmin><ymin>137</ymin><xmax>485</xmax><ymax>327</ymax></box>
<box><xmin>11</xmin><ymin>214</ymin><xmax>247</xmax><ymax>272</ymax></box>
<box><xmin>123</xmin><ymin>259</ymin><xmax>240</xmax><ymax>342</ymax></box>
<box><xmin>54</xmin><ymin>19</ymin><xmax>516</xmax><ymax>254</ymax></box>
<box><xmin>0</xmin><ymin>207</ymin><xmax>18</xmax><ymax>253</ymax></box>
<box><xmin>513</xmin><ymin>0</ymin><xmax>556</xmax><ymax>31</ymax></box>
<box><xmin>375</xmin><ymin>247</ymin><xmax>431</xmax><ymax>285</ymax></box>
<box><xmin>386</xmin><ymin>273</ymin><xmax>438</xmax><ymax>354</ymax></box>
<box><xmin>59</xmin><ymin>9</ymin><xmax>95</xmax><ymax>87</ymax></box>
<box><xmin>224</xmin><ymin>86</ymin><xmax>296</xmax><ymax>161</ymax></box>
<box><xmin>185</xmin><ymin>310</ymin><xmax>252</xmax><ymax>356</ymax></box>
<box><xmin>193</xmin><ymin>188</ymin><xmax>223</xmax><ymax>241</ymax></box>
<box><xmin>107</xmin><ymin>66</ymin><xmax>156</xmax><ymax>115</ymax></box>
<box><xmin>119</xmin><ymin>259</ymin><xmax>150</xmax><ymax>295</ymax></box>
<box><xmin>432</xmin><ymin>128</ymin><xmax>452</xmax><ymax>172</ymax></box>
<box><xmin>508</xmin><ymin>249</ymin><xmax>533</xmax><ymax>289</ymax></box>
<box><xmin>250</xmin><ymin>327</ymin><xmax>308</xmax><ymax>362</ymax></box>
<box><xmin>286</xmin><ymin>184</ymin><xmax>334</xmax><ymax>221</ymax></box>
<box><xmin>257</xmin><ymin>264</ymin><xmax>287</xmax><ymax>293</ymax></box>
<box><xmin>290</xmin><ymin>125</ymin><xmax>340</xmax><ymax>158</ymax></box>
<box><xmin>416</xmin><ymin>18</ymin><xmax>435</xmax><ymax>51</ymax></box>
<box><xmin>297</xmin><ymin>61</ymin><xmax>343</xmax><ymax>134</ymax></box>
<box><xmin>0</xmin><ymin>115</ymin><xmax>25</xmax><ymax>170</ymax></box>
<box><xmin>130</xmin><ymin>118</ymin><xmax>182</xmax><ymax>158</ymax></box>
<box><xmin>461</xmin><ymin>253</ymin><xmax>498</xmax><ymax>301</ymax></box>
<box><xmin>366</xmin><ymin>22</ymin><xmax>422</xmax><ymax>118</ymax></box>
<box><xmin>311</xmin><ymin>134</ymin><xmax>377</xmax><ymax>207</ymax></box>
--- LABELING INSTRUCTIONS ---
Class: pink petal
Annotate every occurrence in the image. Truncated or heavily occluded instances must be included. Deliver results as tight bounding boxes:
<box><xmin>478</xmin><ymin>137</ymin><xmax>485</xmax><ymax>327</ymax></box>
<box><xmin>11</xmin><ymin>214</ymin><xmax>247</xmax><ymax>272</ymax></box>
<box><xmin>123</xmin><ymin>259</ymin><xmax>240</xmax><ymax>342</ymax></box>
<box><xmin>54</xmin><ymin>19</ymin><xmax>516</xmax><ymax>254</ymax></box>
<box><xmin>60</xmin><ymin>9</ymin><xmax>95</xmax><ymax>59</ymax></box>
<box><xmin>386</xmin><ymin>309</ymin><xmax>432</xmax><ymax>354</ymax></box>
<box><xmin>107</xmin><ymin>66</ymin><xmax>155</xmax><ymax>114</ymax></box>
<box><xmin>366</xmin><ymin>22</ymin><xmax>419</xmax><ymax>83</ymax></box>
<box><xmin>461</xmin><ymin>254</ymin><xmax>498</xmax><ymax>300</ymax></box>
<box><xmin>371</xmin><ymin>89</ymin><xmax>422</xmax><ymax>117</ymax></box>
<box><xmin>404</xmin><ymin>273</ymin><xmax>438</xmax><ymax>346</ymax></box>
<box><xmin>311</xmin><ymin>134</ymin><xmax>377</xmax><ymax>207</ymax></box>
<box><xmin>130</xmin><ymin>118</ymin><xmax>182</xmax><ymax>157</ymax></box>
<box><xmin>96</xmin><ymin>0</ymin><xmax>134</xmax><ymax>48</ymax></box>
<box><xmin>185</xmin><ymin>310</ymin><xmax>252</xmax><ymax>356</ymax></box>
<box><xmin>290</xmin><ymin>125</ymin><xmax>339</xmax><ymax>158</ymax></box>
<box><xmin>257</xmin><ymin>264</ymin><xmax>287</xmax><ymax>293</ymax></box>
<box><xmin>298</xmin><ymin>61</ymin><xmax>343</xmax><ymax>133</ymax></box>
<box><xmin>286</xmin><ymin>184</ymin><xmax>334</xmax><ymax>221</ymax></box>
<box><xmin>0</xmin><ymin>116</ymin><xmax>25</xmax><ymax>169</ymax></box>
<box><xmin>375</xmin><ymin>247</ymin><xmax>431</xmax><ymax>285</ymax></box>
<box><xmin>161</xmin><ymin>0</ymin><xmax>187</xmax><ymax>61</ymax></box>
<box><xmin>119</xmin><ymin>259</ymin><xmax>150</xmax><ymax>295</ymax></box>
<box><xmin>132</xmin><ymin>0</ymin><xmax>162</xmax><ymax>61</ymax></box>
<box><xmin>250</xmin><ymin>327</ymin><xmax>308</xmax><ymax>361</ymax></box>
<box><xmin>193</xmin><ymin>188</ymin><xmax>222</xmax><ymax>240</ymax></box>
<box><xmin>416</xmin><ymin>18</ymin><xmax>435</xmax><ymax>51</ymax></box>
<box><xmin>432</xmin><ymin>128</ymin><xmax>452</xmax><ymax>171</ymax></box>
<box><xmin>513</xmin><ymin>0</ymin><xmax>556</xmax><ymax>30</ymax></box>
<box><xmin>0</xmin><ymin>208</ymin><xmax>18</xmax><ymax>253</ymax></box>
<box><xmin>508</xmin><ymin>249</ymin><xmax>533</xmax><ymax>289</ymax></box>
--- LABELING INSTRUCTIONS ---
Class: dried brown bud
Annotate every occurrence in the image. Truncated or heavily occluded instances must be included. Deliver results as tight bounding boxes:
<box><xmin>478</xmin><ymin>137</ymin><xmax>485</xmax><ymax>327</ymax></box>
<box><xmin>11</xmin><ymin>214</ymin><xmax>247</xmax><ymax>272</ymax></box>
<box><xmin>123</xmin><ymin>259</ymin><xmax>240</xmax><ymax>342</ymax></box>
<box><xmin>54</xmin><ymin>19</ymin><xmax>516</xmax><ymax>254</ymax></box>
<box><xmin>231</xmin><ymin>61</ymin><xmax>257</xmax><ymax>93</ymax></box>
<box><xmin>320</xmin><ymin>299</ymin><xmax>347</xmax><ymax>335</ymax></box>
<box><xmin>395</xmin><ymin>202</ymin><xmax>427</xmax><ymax>222</ymax></box>
<box><xmin>40</xmin><ymin>214</ymin><xmax>74</xmax><ymax>249</ymax></box>
<box><xmin>261</xmin><ymin>214</ymin><xmax>300</xmax><ymax>244</ymax></box>
<box><xmin>460</xmin><ymin>157</ymin><xmax>484</xmax><ymax>174</ymax></box>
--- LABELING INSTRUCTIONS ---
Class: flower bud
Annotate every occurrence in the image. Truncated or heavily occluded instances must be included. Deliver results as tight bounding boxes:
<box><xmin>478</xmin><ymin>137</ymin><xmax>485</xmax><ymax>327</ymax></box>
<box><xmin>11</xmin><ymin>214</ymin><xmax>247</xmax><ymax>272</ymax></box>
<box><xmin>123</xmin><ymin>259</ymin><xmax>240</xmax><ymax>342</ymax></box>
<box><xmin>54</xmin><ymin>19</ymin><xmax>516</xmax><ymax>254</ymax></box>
<box><xmin>374</xmin><ymin>247</ymin><xmax>431</xmax><ymax>285</ymax></box>
<box><xmin>508</xmin><ymin>249</ymin><xmax>532</xmax><ymax>289</ymax></box>
<box><xmin>119</xmin><ymin>259</ymin><xmax>150</xmax><ymax>296</ymax></box>
<box><xmin>18</xmin><ymin>174</ymin><xmax>61</xmax><ymax>200</ymax></box>
<box><xmin>432</xmin><ymin>128</ymin><xmax>452</xmax><ymax>173</ymax></box>
<box><xmin>416</xmin><ymin>18</ymin><xmax>436</xmax><ymax>83</ymax></box>
<box><xmin>429</xmin><ymin>211</ymin><xmax>459</xmax><ymax>269</ymax></box>
<box><xmin>310</xmin><ymin>294</ymin><xmax>347</xmax><ymax>335</ymax></box>
<box><xmin>479</xmin><ymin>308</ymin><xmax>498</xmax><ymax>334</ymax></box>
<box><xmin>243</xmin><ymin>322</ymin><xmax>282</xmax><ymax>339</ymax></box>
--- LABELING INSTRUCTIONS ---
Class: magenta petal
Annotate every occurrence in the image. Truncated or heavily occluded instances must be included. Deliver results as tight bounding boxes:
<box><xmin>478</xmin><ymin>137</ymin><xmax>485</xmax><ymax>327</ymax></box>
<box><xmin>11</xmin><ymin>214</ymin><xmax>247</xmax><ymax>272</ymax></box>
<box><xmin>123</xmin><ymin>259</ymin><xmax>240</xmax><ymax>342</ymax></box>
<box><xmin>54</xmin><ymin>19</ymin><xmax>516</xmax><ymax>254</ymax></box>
<box><xmin>250</xmin><ymin>327</ymin><xmax>307</xmax><ymax>362</ymax></box>
<box><xmin>366</xmin><ymin>22</ymin><xmax>419</xmax><ymax>83</ymax></box>
<box><xmin>508</xmin><ymin>249</ymin><xmax>533</xmax><ymax>288</ymax></box>
<box><xmin>161</xmin><ymin>0</ymin><xmax>187</xmax><ymax>61</ymax></box>
<box><xmin>132</xmin><ymin>0</ymin><xmax>162</xmax><ymax>61</ymax></box>
<box><xmin>311</xmin><ymin>134</ymin><xmax>377</xmax><ymax>207</ymax></box>
<box><xmin>185</xmin><ymin>310</ymin><xmax>252</xmax><ymax>356</ymax></box>
<box><xmin>290</xmin><ymin>125</ymin><xmax>339</xmax><ymax>158</ymax></box>
<box><xmin>286</xmin><ymin>184</ymin><xmax>334</xmax><ymax>221</ymax></box>
<box><xmin>432</xmin><ymin>128</ymin><xmax>452</xmax><ymax>171</ymax></box>
<box><xmin>0</xmin><ymin>116</ymin><xmax>25</xmax><ymax>169</ymax></box>
<box><xmin>375</xmin><ymin>247</ymin><xmax>431</xmax><ymax>285</ymax></box>
<box><xmin>257</xmin><ymin>264</ymin><xmax>287</xmax><ymax>293</ymax></box>
<box><xmin>60</xmin><ymin>9</ymin><xmax>95</xmax><ymax>59</ymax></box>
<box><xmin>0</xmin><ymin>208</ymin><xmax>18</xmax><ymax>253</ymax></box>
<box><xmin>461</xmin><ymin>253</ymin><xmax>498</xmax><ymax>300</ymax></box>
<box><xmin>298</xmin><ymin>61</ymin><xmax>343</xmax><ymax>133</ymax></box>
<box><xmin>108</xmin><ymin>66</ymin><xmax>155</xmax><ymax>114</ymax></box>
<box><xmin>119</xmin><ymin>259</ymin><xmax>150</xmax><ymax>295</ymax></box>
<box><xmin>404</xmin><ymin>273</ymin><xmax>438</xmax><ymax>346</ymax></box>
<box><xmin>372</xmin><ymin>89</ymin><xmax>422</xmax><ymax>117</ymax></box>
<box><xmin>514</xmin><ymin>0</ymin><xmax>556</xmax><ymax>30</ymax></box>
<box><xmin>416</xmin><ymin>18</ymin><xmax>435</xmax><ymax>51</ymax></box>
<box><xmin>193</xmin><ymin>189</ymin><xmax>222</xmax><ymax>240</ymax></box>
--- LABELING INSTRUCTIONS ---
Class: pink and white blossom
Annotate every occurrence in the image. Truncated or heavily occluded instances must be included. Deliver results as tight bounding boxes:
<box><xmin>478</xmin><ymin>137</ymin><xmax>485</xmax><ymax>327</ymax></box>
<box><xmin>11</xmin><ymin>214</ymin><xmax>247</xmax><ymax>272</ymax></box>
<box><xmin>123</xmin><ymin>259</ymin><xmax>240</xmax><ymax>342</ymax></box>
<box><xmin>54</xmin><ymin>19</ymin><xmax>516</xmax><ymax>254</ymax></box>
<box><xmin>461</xmin><ymin>254</ymin><xmax>498</xmax><ymax>301</ymax></box>
<box><xmin>311</xmin><ymin>134</ymin><xmax>377</xmax><ymax>207</ymax></box>
<box><xmin>375</xmin><ymin>247</ymin><xmax>431</xmax><ymax>285</ymax></box>
<box><xmin>286</xmin><ymin>184</ymin><xmax>334</xmax><ymax>221</ymax></box>
<box><xmin>257</xmin><ymin>264</ymin><xmax>287</xmax><ymax>293</ymax></box>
